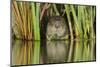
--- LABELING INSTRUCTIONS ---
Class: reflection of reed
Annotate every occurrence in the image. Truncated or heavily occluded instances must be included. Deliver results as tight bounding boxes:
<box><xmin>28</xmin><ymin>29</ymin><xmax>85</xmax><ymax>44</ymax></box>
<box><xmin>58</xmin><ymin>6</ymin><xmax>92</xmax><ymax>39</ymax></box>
<box><xmin>12</xmin><ymin>39</ymin><xmax>95</xmax><ymax>66</ymax></box>
<box><xmin>72</xmin><ymin>39</ymin><xmax>96</xmax><ymax>62</ymax></box>
<box><xmin>41</xmin><ymin>39</ymin><xmax>96</xmax><ymax>64</ymax></box>
<box><xmin>90</xmin><ymin>39</ymin><xmax>96</xmax><ymax>60</ymax></box>
<box><xmin>73</xmin><ymin>40</ymin><xmax>84</xmax><ymax>61</ymax></box>
<box><xmin>67</xmin><ymin>40</ymin><xmax>74</xmax><ymax>62</ymax></box>
<box><xmin>12</xmin><ymin>40</ymin><xmax>33</xmax><ymax>65</ymax></box>
<box><xmin>12</xmin><ymin>40</ymin><xmax>41</xmax><ymax>66</ymax></box>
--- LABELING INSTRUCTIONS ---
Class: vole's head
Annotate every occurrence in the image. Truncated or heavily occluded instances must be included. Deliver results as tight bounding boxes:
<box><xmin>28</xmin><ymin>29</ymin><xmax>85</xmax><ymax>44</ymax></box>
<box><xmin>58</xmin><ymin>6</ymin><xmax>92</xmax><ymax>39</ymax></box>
<box><xmin>48</xmin><ymin>16</ymin><xmax>66</xmax><ymax>28</ymax></box>
<box><xmin>46</xmin><ymin>16</ymin><xmax>67</xmax><ymax>40</ymax></box>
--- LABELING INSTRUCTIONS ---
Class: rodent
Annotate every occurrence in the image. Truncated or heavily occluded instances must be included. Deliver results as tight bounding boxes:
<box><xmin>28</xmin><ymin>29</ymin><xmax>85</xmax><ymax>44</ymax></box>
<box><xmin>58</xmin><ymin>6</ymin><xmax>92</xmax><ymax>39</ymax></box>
<box><xmin>46</xmin><ymin>16</ymin><xmax>68</xmax><ymax>40</ymax></box>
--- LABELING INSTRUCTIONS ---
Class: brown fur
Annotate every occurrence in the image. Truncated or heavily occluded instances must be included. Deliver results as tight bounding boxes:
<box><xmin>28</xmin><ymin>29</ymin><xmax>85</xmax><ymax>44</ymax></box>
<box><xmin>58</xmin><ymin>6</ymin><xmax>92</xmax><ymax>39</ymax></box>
<box><xmin>46</xmin><ymin>16</ymin><xmax>68</xmax><ymax>40</ymax></box>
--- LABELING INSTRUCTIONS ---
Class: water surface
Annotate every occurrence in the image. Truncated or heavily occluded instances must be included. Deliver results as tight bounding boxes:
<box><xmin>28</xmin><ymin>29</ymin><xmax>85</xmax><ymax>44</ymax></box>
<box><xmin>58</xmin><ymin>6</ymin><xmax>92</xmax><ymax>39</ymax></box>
<box><xmin>11</xmin><ymin>39</ymin><xmax>96</xmax><ymax>66</ymax></box>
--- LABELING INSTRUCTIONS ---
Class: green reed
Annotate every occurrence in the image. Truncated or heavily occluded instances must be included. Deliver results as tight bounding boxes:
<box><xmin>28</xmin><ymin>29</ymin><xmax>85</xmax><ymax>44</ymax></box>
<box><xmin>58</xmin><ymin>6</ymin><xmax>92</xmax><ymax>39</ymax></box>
<box><xmin>12</xmin><ymin>1</ymin><xmax>40</xmax><ymax>40</ymax></box>
<box><xmin>31</xmin><ymin>3</ymin><xmax>40</xmax><ymax>40</ymax></box>
<box><xmin>65</xmin><ymin>5</ymin><xmax>74</xmax><ymax>39</ymax></box>
<box><xmin>53</xmin><ymin>4</ymin><xmax>60</xmax><ymax>16</ymax></box>
<box><xmin>70</xmin><ymin>5</ymin><xmax>82</xmax><ymax>39</ymax></box>
<box><xmin>12</xmin><ymin>1</ymin><xmax>32</xmax><ymax>40</ymax></box>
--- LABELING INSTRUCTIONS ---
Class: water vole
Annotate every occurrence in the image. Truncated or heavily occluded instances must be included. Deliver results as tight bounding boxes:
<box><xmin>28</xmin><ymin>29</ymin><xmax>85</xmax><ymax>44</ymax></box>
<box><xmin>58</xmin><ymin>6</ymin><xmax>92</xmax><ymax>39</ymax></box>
<box><xmin>46</xmin><ymin>16</ymin><xmax>69</xmax><ymax>40</ymax></box>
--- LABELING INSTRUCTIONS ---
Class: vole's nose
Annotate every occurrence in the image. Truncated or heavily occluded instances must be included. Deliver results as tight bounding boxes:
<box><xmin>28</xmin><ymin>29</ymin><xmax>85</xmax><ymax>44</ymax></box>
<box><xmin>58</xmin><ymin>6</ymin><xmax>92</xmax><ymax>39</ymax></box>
<box><xmin>55</xmin><ymin>24</ymin><xmax>60</xmax><ymax>28</ymax></box>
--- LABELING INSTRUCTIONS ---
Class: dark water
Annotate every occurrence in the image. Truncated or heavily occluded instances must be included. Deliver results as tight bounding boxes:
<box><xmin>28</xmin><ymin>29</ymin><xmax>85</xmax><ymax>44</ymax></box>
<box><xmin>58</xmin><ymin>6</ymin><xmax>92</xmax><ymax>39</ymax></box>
<box><xmin>11</xmin><ymin>39</ymin><xmax>96</xmax><ymax>66</ymax></box>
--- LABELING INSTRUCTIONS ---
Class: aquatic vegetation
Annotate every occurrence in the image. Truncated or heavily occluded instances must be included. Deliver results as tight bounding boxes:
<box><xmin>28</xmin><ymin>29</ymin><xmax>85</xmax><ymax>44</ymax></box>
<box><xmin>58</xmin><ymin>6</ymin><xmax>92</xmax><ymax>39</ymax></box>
<box><xmin>11</xmin><ymin>1</ymin><xmax>96</xmax><ymax>66</ymax></box>
<box><xmin>12</xmin><ymin>1</ymin><xmax>96</xmax><ymax>40</ymax></box>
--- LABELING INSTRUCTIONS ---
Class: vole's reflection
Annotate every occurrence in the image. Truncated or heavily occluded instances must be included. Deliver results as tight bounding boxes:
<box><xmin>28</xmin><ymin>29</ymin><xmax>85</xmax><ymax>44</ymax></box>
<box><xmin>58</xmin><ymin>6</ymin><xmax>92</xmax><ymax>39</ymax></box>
<box><xmin>45</xmin><ymin>41</ymin><xmax>69</xmax><ymax>63</ymax></box>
